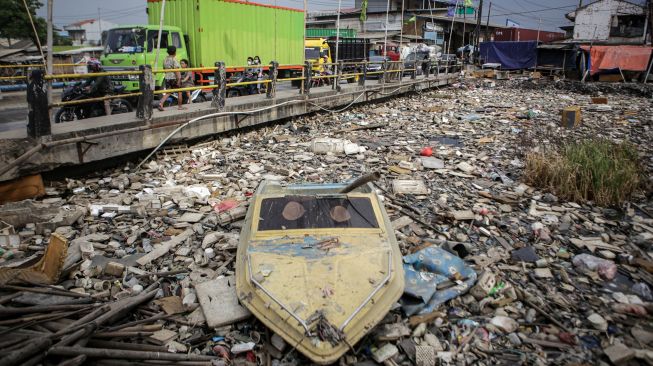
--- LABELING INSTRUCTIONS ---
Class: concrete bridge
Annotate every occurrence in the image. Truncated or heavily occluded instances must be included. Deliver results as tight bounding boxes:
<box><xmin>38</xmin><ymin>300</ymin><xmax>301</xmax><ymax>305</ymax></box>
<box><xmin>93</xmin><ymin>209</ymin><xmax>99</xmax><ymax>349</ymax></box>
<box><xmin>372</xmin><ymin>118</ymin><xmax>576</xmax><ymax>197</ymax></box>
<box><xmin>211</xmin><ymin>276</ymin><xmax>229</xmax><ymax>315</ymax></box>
<box><xmin>0</xmin><ymin>73</ymin><xmax>458</xmax><ymax>182</ymax></box>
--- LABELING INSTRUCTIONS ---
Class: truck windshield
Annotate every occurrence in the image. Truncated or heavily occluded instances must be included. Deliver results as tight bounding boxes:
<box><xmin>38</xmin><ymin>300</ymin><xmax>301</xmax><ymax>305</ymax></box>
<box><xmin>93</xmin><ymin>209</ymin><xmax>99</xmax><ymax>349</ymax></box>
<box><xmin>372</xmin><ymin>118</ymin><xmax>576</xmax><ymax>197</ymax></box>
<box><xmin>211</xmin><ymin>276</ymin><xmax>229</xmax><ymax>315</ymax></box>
<box><xmin>105</xmin><ymin>28</ymin><xmax>145</xmax><ymax>54</ymax></box>
<box><xmin>257</xmin><ymin>196</ymin><xmax>379</xmax><ymax>231</ymax></box>
<box><xmin>305</xmin><ymin>47</ymin><xmax>321</xmax><ymax>60</ymax></box>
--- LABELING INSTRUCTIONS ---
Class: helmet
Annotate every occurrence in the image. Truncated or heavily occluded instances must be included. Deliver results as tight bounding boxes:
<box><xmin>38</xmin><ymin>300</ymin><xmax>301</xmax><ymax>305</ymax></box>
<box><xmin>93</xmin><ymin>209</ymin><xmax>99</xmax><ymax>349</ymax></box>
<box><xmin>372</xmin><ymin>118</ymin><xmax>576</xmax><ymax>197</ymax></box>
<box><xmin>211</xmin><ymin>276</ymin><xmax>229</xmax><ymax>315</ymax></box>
<box><xmin>87</xmin><ymin>59</ymin><xmax>102</xmax><ymax>73</ymax></box>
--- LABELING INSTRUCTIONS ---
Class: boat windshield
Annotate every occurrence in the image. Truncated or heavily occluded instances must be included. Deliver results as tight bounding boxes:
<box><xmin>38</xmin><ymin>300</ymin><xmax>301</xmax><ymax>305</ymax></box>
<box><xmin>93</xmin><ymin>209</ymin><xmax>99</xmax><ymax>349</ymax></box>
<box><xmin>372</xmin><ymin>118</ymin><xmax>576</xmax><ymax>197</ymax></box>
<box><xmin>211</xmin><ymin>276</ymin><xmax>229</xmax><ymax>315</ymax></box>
<box><xmin>257</xmin><ymin>196</ymin><xmax>379</xmax><ymax>231</ymax></box>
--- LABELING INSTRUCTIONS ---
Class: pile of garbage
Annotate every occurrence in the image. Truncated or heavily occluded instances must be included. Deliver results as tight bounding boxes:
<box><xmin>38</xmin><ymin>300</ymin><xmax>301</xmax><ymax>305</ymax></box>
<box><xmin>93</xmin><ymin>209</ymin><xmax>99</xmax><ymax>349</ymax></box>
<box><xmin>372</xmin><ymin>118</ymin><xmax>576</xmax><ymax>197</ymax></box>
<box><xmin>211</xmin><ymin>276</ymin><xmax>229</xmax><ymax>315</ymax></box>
<box><xmin>0</xmin><ymin>77</ymin><xmax>651</xmax><ymax>365</ymax></box>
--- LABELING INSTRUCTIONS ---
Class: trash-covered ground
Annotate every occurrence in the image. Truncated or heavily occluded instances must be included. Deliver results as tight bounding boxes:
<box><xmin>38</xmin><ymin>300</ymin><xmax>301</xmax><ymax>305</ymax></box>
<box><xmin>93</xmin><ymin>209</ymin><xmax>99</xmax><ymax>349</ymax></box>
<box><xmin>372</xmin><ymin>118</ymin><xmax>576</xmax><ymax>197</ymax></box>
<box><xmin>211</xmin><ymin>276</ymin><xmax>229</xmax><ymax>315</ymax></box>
<box><xmin>1</xmin><ymin>78</ymin><xmax>652</xmax><ymax>365</ymax></box>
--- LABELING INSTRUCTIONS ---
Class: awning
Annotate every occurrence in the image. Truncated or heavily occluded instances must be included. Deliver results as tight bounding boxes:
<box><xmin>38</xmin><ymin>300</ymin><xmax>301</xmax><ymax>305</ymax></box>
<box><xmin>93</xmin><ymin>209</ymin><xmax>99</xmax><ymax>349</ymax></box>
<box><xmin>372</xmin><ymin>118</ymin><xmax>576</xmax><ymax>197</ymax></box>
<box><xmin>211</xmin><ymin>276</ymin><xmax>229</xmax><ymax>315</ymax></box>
<box><xmin>580</xmin><ymin>45</ymin><xmax>653</xmax><ymax>75</ymax></box>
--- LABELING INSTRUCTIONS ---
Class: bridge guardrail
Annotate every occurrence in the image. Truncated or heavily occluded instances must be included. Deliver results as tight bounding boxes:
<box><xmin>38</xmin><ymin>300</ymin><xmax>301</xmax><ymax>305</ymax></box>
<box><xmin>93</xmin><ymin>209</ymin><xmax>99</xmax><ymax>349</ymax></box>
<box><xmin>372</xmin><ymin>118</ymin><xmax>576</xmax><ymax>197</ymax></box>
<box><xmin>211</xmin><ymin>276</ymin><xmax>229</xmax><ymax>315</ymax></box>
<box><xmin>23</xmin><ymin>58</ymin><xmax>460</xmax><ymax>139</ymax></box>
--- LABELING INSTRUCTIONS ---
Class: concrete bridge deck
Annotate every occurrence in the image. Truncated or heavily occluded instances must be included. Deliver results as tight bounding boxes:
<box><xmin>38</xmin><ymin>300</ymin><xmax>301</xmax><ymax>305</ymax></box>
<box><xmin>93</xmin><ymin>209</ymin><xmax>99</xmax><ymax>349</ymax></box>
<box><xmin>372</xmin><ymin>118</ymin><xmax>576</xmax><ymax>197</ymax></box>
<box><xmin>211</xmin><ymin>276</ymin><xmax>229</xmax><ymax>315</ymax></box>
<box><xmin>0</xmin><ymin>73</ymin><xmax>458</xmax><ymax>182</ymax></box>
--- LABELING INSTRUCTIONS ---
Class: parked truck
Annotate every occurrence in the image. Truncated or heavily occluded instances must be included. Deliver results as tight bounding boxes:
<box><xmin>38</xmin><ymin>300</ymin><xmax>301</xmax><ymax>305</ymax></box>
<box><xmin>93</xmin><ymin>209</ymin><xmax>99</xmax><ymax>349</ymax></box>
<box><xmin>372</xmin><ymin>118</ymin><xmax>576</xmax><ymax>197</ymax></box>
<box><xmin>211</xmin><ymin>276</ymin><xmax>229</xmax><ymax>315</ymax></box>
<box><xmin>101</xmin><ymin>0</ymin><xmax>305</xmax><ymax>91</ymax></box>
<box><xmin>305</xmin><ymin>37</ymin><xmax>370</xmax><ymax>81</ymax></box>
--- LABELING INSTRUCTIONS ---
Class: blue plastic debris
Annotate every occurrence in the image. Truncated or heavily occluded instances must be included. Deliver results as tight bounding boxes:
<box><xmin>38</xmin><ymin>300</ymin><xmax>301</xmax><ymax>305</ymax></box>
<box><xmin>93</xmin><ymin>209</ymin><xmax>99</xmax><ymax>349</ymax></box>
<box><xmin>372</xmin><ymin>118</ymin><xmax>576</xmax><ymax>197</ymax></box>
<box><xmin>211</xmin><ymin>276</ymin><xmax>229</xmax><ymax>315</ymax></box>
<box><xmin>400</xmin><ymin>246</ymin><xmax>477</xmax><ymax>316</ymax></box>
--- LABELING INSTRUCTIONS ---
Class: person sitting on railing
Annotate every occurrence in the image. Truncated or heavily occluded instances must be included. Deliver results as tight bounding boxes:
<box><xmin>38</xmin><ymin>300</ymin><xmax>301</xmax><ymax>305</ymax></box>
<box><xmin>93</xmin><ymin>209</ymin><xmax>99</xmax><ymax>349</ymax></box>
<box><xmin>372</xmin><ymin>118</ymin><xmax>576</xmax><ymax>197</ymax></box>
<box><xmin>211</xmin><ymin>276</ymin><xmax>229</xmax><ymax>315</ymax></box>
<box><xmin>82</xmin><ymin>59</ymin><xmax>112</xmax><ymax>116</ymax></box>
<box><xmin>253</xmin><ymin>56</ymin><xmax>264</xmax><ymax>94</ymax></box>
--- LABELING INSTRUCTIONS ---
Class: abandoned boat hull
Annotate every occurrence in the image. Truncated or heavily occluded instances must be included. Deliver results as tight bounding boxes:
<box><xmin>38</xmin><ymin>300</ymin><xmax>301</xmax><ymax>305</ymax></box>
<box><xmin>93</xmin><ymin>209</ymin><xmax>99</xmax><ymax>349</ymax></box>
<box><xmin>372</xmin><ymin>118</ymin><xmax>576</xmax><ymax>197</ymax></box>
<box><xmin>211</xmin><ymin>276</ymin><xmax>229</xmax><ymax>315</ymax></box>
<box><xmin>236</xmin><ymin>181</ymin><xmax>404</xmax><ymax>364</ymax></box>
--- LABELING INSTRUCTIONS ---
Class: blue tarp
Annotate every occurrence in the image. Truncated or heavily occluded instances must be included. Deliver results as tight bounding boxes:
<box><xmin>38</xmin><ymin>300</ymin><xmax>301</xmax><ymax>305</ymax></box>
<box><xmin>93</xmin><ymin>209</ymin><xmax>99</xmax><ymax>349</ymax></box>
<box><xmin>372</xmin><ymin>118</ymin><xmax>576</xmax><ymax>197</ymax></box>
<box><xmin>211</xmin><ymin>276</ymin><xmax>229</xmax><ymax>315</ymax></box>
<box><xmin>480</xmin><ymin>41</ymin><xmax>538</xmax><ymax>70</ymax></box>
<box><xmin>401</xmin><ymin>246</ymin><xmax>477</xmax><ymax>316</ymax></box>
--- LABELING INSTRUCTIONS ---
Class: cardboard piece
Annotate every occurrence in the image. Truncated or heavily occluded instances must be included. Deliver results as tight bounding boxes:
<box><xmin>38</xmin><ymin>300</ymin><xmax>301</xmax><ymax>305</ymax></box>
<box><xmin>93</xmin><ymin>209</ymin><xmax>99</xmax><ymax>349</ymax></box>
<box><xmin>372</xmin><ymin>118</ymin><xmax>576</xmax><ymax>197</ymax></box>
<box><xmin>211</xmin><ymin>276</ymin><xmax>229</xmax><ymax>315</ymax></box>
<box><xmin>0</xmin><ymin>174</ymin><xmax>45</xmax><ymax>204</ymax></box>
<box><xmin>195</xmin><ymin>276</ymin><xmax>251</xmax><ymax>328</ymax></box>
<box><xmin>0</xmin><ymin>233</ymin><xmax>68</xmax><ymax>285</ymax></box>
<box><xmin>561</xmin><ymin>107</ymin><xmax>581</xmax><ymax>128</ymax></box>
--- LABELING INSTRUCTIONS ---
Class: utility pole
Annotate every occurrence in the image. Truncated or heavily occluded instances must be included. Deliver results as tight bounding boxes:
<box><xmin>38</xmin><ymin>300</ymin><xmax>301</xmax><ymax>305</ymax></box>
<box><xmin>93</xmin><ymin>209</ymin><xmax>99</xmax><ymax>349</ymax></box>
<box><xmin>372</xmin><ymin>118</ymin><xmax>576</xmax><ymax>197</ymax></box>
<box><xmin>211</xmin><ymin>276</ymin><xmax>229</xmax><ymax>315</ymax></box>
<box><xmin>648</xmin><ymin>0</ymin><xmax>652</xmax><ymax>46</ymax></box>
<box><xmin>98</xmin><ymin>8</ymin><xmax>102</xmax><ymax>46</ymax></box>
<box><xmin>578</xmin><ymin>0</ymin><xmax>583</xmax><ymax>8</ymax></box>
<box><xmin>46</xmin><ymin>0</ymin><xmax>53</xmax><ymax>106</ymax></box>
<box><xmin>153</xmin><ymin>0</ymin><xmax>166</xmax><ymax>71</ymax></box>
<box><xmin>536</xmin><ymin>17</ymin><xmax>541</xmax><ymax>43</ymax></box>
<box><xmin>303</xmin><ymin>0</ymin><xmax>307</xmax><ymax>46</ymax></box>
<box><xmin>485</xmin><ymin>2</ymin><xmax>491</xmax><ymax>42</ymax></box>
<box><xmin>475</xmin><ymin>0</ymin><xmax>483</xmax><ymax>62</ymax></box>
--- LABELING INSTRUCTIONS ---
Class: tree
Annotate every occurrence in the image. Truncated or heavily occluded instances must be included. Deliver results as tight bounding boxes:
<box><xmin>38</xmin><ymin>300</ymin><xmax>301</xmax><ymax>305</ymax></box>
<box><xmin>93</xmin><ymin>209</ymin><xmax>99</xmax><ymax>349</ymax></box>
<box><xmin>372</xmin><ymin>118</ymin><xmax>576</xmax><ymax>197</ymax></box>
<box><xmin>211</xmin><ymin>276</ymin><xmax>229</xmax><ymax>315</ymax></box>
<box><xmin>0</xmin><ymin>0</ymin><xmax>46</xmax><ymax>48</ymax></box>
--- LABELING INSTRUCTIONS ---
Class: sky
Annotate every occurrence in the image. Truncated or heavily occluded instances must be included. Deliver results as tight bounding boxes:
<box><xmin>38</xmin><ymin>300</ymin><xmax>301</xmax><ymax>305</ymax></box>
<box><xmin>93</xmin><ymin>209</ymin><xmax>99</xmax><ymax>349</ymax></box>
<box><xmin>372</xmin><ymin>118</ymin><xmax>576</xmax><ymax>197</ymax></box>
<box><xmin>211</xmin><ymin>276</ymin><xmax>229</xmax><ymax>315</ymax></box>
<box><xmin>35</xmin><ymin>0</ymin><xmax>647</xmax><ymax>33</ymax></box>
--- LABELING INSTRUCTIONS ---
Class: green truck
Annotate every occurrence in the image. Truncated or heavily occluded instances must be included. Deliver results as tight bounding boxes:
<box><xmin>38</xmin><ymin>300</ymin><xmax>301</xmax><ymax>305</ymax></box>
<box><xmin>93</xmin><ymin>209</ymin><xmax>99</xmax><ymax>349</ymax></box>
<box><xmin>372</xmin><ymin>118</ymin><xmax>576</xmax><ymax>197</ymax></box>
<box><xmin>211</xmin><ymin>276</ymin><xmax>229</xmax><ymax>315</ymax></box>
<box><xmin>101</xmin><ymin>0</ymin><xmax>305</xmax><ymax>91</ymax></box>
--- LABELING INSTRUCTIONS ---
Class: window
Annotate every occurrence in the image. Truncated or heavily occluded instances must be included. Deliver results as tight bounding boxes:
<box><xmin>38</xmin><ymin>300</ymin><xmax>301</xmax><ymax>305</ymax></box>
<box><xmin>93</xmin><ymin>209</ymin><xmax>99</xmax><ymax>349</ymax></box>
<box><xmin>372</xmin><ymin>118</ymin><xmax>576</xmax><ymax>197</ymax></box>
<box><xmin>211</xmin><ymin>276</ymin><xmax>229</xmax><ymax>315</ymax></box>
<box><xmin>257</xmin><ymin>196</ymin><xmax>379</xmax><ymax>231</ymax></box>
<box><xmin>147</xmin><ymin>30</ymin><xmax>169</xmax><ymax>52</ymax></box>
<box><xmin>305</xmin><ymin>47</ymin><xmax>321</xmax><ymax>60</ymax></box>
<box><xmin>105</xmin><ymin>28</ymin><xmax>145</xmax><ymax>53</ymax></box>
<box><xmin>172</xmin><ymin>32</ymin><xmax>182</xmax><ymax>48</ymax></box>
<box><xmin>610</xmin><ymin>15</ymin><xmax>646</xmax><ymax>38</ymax></box>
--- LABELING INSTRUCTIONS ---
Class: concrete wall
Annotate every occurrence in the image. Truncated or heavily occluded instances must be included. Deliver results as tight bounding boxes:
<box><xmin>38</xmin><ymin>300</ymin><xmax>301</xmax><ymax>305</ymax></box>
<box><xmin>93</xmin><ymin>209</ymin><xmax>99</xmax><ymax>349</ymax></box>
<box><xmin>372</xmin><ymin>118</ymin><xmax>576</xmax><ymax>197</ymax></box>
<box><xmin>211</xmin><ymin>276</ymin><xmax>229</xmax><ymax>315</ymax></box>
<box><xmin>572</xmin><ymin>0</ymin><xmax>645</xmax><ymax>42</ymax></box>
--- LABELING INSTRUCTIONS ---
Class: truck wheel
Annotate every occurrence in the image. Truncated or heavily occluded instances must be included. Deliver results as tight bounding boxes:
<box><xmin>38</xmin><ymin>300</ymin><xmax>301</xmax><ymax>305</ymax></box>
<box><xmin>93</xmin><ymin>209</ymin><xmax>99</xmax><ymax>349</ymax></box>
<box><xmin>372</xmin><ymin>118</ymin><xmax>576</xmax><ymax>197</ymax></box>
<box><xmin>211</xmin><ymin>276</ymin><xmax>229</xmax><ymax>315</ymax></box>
<box><xmin>227</xmin><ymin>89</ymin><xmax>240</xmax><ymax>98</ymax></box>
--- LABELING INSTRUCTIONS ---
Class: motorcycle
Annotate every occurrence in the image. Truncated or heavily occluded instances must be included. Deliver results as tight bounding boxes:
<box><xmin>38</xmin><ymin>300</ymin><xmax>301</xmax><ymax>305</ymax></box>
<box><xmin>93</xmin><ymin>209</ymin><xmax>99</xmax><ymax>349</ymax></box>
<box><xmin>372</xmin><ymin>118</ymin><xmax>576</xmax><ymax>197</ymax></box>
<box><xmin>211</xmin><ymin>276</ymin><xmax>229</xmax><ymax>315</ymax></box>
<box><xmin>311</xmin><ymin>70</ymin><xmax>332</xmax><ymax>88</ymax></box>
<box><xmin>161</xmin><ymin>87</ymin><xmax>208</xmax><ymax>106</ymax></box>
<box><xmin>226</xmin><ymin>72</ymin><xmax>265</xmax><ymax>97</ymax></box>
<box><xmin>54</xmin><ymin>85</ymin><xmax>133</xmax><ymax>123</ymax></box>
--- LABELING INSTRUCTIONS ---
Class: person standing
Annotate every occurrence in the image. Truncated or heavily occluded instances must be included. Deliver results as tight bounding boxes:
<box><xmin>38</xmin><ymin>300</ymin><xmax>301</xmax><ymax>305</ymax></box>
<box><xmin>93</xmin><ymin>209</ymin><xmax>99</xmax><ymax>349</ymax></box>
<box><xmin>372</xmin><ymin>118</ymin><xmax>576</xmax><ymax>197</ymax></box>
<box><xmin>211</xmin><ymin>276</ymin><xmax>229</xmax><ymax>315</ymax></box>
<box><xmin>157</xmin><ymin>46</ymin><xmax>185</xmax><ymax>111</ymax></box>
<box><xmin>180</xmin><ymin>59</ymin><xmax>194</xmax><ymax>103</ymax></box>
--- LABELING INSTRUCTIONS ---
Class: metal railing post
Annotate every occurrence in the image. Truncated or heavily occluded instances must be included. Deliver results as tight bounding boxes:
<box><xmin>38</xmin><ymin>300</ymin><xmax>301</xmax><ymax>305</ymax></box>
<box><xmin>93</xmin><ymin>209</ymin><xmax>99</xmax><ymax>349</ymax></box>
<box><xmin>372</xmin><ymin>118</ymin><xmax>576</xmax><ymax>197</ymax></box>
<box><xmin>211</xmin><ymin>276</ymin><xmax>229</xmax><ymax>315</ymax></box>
<box><xmin>380</xmin><ymin>59</ymin><xmax>388</xmax><ymax>84</ymax></box>
<box><xmin>26</xmin><ymin>69</ymin><xmax>51</xmax><ymax>139</ymax></box>
<box><xmin>303</xmin><ymin>61</ymin><xmax>312</xmax><ymax>96</ymax></box>
<box><xmin>411</xmin><ymin>62</ymin><xmax>418</xmax><ymax>80</ymax></box>
<box><xmin>136</xmin><ymin>65</ymin><xmax>153</xmax><ymax>121</ymax></box>
<box><xmin>211</xmin><ymin>61</ymin><xmax>226</xmax><ymax>110</ymax></box>
<box><xmin>359</xmin><ymin>61</ymin><xmax>367</xmax><ymax>87</ymax></box>
<box><xmin>335</xmin><ymin>61</ymin><xmax>343</xmax><ymax>92</ymax></box>
<box><xmin>266</xmin><ymin>61</ymin><xmax>278</xmax><ymax>99</ymax></box>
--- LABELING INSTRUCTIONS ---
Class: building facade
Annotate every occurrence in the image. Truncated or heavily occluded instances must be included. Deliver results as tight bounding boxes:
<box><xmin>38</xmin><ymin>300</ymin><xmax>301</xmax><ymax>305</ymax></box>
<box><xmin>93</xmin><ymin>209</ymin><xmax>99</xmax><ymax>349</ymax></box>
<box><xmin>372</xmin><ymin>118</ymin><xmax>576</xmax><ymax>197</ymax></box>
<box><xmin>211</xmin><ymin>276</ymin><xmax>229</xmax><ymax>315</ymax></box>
<box><xmin>64</xmin><ymin>19</ymin><xmax>118</xmax><ymax>46</ymax></box>
<box><xmin>566</xmin><ymin>0</ymin><xmax>648</xmax><ymax>44</ymax></box>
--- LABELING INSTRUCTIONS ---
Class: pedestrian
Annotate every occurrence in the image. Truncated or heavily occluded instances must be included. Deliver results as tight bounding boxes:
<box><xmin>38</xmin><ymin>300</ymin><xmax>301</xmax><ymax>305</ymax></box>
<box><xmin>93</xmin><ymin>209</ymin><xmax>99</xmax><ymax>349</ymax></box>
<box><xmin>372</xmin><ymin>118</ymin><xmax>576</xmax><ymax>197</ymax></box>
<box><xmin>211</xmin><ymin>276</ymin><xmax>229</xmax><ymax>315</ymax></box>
<box><xmin>180</xmin><ymin>59</ymin><xmax>194</xmax><ymax>104</ymax></box>
<box><xmin>157</xmin><ymin>46</ymin><xmax>185</xmax><ymax>111</ymax></box>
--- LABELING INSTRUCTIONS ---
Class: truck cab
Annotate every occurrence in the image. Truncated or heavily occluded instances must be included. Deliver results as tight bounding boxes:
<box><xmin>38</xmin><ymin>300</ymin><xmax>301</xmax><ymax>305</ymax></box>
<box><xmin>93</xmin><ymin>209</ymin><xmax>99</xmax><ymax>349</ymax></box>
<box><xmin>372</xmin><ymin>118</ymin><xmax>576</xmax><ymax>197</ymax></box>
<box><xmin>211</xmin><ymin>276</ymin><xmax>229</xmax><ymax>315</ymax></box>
<box><xmin>101</xmin><ymin>25</ymin><xmax>189</xmax><ymax>91</ymax></box>
<box><xmin>305</xmin><ymin>38</ymin><xmax>331</xmax><ymax>72</ymax></box>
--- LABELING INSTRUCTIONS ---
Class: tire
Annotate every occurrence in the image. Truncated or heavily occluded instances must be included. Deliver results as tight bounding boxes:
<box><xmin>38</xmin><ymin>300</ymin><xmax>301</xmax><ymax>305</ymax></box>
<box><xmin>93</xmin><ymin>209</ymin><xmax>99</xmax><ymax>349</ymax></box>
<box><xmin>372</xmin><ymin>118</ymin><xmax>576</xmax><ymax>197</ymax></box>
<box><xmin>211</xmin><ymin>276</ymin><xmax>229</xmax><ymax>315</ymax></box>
<box><xmin>227</xmin><ymin>89</ymin><xmax>240</xmax><ymax>98</ymax></box>
<box><xmin>54</xmin><ymin>107</ymin><xmax>77</xmax><ymax>123</ymax></box>
<box><xmin>111</xmin><ymin>99</ymin><xmax>132</xmax><ymax>115</ymax></box>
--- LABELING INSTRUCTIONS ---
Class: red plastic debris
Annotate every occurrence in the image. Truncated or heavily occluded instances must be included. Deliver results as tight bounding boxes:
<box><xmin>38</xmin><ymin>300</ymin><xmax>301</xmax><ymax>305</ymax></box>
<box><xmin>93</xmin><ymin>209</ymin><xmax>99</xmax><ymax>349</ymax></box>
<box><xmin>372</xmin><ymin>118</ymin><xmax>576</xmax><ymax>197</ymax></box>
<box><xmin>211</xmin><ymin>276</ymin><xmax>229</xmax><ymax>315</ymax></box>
<box><xmin>420</xmin><ymin>147</ymin><xmax>433</xmax><ymax>157</ymax></box>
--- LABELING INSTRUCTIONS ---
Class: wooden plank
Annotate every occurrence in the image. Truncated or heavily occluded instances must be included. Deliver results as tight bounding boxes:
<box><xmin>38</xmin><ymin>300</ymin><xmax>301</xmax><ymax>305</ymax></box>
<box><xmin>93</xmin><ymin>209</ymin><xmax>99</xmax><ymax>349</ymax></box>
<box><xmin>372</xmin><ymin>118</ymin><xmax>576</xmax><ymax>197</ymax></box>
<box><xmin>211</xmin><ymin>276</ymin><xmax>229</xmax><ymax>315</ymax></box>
<box><xmin>136</xmin><ymin>229</ymin><xmax>193</xmax><ymax>266</ymax></box>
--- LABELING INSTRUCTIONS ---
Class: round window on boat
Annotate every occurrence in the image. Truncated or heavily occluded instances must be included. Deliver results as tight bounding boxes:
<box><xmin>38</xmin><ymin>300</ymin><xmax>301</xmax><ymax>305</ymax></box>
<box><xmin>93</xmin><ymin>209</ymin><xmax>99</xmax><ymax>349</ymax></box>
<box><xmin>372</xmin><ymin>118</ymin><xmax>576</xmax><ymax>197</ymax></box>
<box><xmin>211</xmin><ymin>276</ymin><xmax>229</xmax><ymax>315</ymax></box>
<box><xmin>282</xmin><ymin>201</ymin><xmax>305</xmax><ymax>221</ymax></box>
<box><xmin>329</xmin><ymin>205</ymin><xmax>351</xmax><ymax>223</ymax></box>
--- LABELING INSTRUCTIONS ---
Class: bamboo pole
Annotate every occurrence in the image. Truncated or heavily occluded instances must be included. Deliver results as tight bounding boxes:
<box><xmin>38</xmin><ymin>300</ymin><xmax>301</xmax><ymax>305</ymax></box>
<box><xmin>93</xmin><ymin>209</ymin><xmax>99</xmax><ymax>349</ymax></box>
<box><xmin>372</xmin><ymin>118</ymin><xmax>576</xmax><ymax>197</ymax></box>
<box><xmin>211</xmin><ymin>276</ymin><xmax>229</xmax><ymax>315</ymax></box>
<box><xmin>49</xmin><ymin>346</ymin><xmax>218</xmax><ymax>361</ymax></box>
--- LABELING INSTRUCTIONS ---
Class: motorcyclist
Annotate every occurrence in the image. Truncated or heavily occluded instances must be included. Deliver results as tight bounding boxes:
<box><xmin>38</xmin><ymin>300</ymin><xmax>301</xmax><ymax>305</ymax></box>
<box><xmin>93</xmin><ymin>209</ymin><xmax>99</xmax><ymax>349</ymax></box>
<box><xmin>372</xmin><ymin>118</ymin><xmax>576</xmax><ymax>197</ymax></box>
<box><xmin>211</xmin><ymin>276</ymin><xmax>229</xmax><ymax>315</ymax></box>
<box><xmin>81</xmin><ymin>59</ymin><xmax>112</xmax><ymax>116</ymax></box>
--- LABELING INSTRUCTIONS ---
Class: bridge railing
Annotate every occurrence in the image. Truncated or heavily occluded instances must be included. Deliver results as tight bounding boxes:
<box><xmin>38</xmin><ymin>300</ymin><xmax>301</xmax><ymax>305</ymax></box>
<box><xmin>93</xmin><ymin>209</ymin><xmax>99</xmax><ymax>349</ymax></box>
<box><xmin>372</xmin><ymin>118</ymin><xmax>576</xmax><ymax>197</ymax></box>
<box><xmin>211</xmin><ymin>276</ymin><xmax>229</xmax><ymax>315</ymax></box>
<box><xmin>24</xmin><ymin>58</ymin><xmax>460</xmax><ymax>138</ymax></box>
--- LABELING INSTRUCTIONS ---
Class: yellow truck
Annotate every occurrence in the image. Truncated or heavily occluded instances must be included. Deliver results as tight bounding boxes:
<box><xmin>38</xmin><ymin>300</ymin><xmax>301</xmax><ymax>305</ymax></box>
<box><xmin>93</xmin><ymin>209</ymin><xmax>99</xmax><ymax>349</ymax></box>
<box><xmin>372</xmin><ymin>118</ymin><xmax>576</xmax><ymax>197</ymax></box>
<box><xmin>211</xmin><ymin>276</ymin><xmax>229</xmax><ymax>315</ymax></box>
<box><xmin>305</xmin><ymin>37</ymin><xmax>371</xmax><ymax>77</ymax></box>
<box><xmin>236</xmin><ymin>175</ymin><xmax>404</xmax><ymax>364</ymax></box>
<box><xmin>305</xmin><ymin>38</ymin><xmax>331</xmax><ymax>72</ymax></box>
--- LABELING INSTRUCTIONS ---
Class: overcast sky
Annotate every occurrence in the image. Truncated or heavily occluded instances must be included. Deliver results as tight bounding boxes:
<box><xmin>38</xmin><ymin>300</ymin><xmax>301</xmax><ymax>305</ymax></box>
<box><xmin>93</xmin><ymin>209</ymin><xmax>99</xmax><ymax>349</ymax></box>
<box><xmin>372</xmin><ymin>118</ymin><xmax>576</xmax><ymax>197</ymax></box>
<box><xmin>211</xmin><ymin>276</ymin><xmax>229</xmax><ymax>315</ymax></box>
<box><xmin>35</xmin><ymin>0</ymin><xmax>646</xmax><ymax>33</ymax></box>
